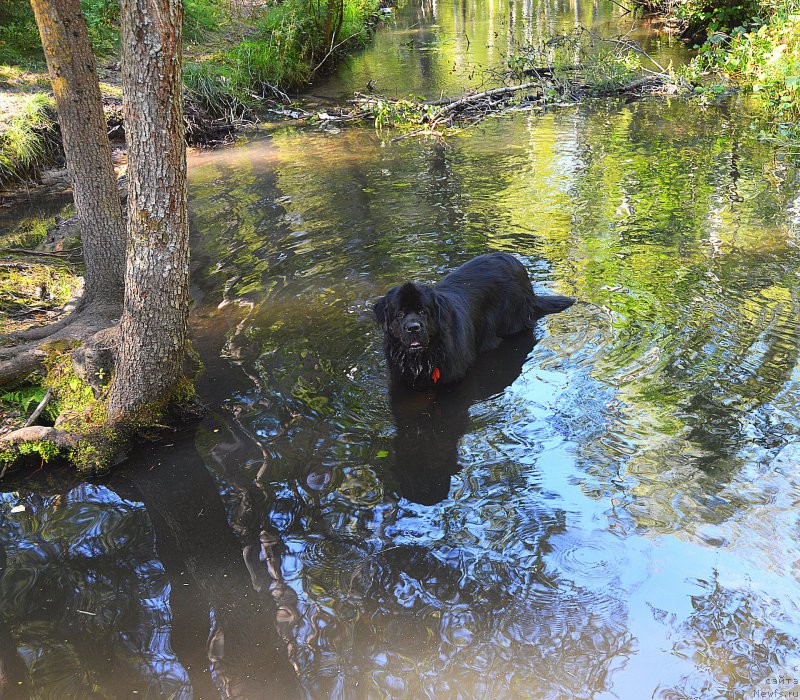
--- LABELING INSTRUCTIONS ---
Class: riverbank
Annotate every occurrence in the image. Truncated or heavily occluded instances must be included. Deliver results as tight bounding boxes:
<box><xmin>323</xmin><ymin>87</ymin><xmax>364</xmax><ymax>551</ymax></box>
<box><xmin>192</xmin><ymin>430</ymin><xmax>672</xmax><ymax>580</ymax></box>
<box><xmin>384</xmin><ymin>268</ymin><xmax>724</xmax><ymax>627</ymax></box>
<box><xmin>641</xmin><ymin>0</ymin><xmax>800</xmax><ymax>130</ymax></box>
<box><xmin>0</xmin><ymin>0</ymin><xmax>383</xmax><ymax>187</ymax></box>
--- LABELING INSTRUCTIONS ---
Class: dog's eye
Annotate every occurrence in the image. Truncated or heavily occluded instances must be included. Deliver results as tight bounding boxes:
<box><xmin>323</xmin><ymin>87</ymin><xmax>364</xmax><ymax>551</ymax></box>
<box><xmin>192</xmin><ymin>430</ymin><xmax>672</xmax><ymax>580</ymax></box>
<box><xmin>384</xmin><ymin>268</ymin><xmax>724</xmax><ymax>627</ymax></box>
<box><xmin>397</xmin><ymin>311</ymin><xmax>405</xmax><ymax>319</ymax></box>
<box><xmin>419</xmin><ymin>309</ymin><xmax>426</xmax><ymax>315</ymax></box>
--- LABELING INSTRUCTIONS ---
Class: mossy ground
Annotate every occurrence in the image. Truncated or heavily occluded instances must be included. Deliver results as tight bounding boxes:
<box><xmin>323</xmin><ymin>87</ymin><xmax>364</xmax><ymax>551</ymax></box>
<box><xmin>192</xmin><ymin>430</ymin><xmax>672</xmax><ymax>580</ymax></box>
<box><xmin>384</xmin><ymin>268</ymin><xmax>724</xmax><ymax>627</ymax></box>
<box><xmin>0</xmin><ymin>340</ymin><xmax>201</xmax><ymax>473</ymax></box>
<box><xmin>0</xmin><ymin>214</ymin><xmax>84</xmax><ymax>337</ymax></box>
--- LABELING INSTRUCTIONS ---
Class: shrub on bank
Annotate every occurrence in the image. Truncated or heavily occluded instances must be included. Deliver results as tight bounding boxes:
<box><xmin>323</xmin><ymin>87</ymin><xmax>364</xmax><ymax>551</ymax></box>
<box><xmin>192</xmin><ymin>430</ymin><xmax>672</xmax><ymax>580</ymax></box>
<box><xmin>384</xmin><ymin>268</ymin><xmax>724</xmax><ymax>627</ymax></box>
<box><xmin>688</xmin><ymin>0</ymin><xmax>800</xmax><ymax>122</ymax></box>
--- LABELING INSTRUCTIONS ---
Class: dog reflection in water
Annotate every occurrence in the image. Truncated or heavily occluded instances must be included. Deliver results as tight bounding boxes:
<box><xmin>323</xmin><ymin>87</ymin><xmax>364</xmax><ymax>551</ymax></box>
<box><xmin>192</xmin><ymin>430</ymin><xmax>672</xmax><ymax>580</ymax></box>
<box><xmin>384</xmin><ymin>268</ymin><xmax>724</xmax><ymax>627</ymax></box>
<box><xmin>388</xmin><ymin>330</ymin><xmax>536</xmax><ymax>505</ymax></box>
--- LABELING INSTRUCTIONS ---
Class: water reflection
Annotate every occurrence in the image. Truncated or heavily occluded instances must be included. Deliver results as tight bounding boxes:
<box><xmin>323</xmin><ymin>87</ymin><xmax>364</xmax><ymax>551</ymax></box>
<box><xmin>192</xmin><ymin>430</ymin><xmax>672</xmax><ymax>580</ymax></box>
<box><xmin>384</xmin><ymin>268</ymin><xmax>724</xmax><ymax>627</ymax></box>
<box><xmin>3</xmin><ymin>1</ymin><xmax>800</xmax><ymax>696</ymax></box>
<box><xmin>388</xmin><ymin>330</ymin><xmax>537</xmax><ymax>505</ymax></box>
<box><xmin>318</xmin><ymin>0</ymin><xmax>687</xmax><ymax>100</ymax></box>
<box><xmin>112</xmin><ymin>444</ymin><xmax>300</xmax><ymax>699</ymax></box>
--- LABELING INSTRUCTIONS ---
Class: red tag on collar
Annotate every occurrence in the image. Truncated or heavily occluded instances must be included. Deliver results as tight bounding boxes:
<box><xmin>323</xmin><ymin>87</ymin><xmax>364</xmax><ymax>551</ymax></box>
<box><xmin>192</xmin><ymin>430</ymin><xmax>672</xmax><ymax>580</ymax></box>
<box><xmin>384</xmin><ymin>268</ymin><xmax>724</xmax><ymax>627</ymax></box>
<box><xmin>431</xmin><ymin>367</ymin><xmax>441</xmax><ymax>384</ymax></box>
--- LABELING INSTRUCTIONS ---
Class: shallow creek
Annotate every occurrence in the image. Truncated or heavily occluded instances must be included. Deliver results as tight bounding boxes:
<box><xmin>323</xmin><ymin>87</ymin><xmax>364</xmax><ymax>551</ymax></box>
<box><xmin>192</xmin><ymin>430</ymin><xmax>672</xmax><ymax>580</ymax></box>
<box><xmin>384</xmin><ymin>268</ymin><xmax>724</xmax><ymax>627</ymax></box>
<box><xmin>3</xmin><ymin>1</ymin><xmax>800</xmax><ymax>698</ymax></box>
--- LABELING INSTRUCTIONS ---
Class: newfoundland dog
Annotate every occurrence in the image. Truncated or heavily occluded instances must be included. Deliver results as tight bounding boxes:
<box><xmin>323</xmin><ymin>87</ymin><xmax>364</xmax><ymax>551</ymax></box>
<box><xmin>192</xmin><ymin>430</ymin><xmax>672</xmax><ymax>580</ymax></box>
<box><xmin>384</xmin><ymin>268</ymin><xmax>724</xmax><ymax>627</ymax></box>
<box><xmin>374</xmin><ymin>253</ymin><xmax>574</xmax><ymax>390</ymax></box>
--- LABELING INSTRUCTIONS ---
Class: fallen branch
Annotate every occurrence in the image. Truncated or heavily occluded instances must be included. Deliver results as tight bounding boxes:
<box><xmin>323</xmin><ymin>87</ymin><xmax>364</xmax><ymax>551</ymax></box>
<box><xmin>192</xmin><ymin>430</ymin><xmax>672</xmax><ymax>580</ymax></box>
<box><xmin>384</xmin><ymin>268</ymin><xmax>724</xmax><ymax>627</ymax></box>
<box><xmin>289</xmin><ymin>27</ymin><xmax>692</xmax><ymax>139</ymax></box>
<box><xmin>430</xmin><ymin>82</ymin><xmax>538</xmax><ymax>126</ymax></box>
<box><xmin>0</xmin><ymin>248</ymin><xmax>78</xmax><ymax>258</ymax></box>
<box><xmin>0</xmin><ymin>262</ymin><xmax>35</xmax><ymax>270</ymax></box>
<box><xmin>24</xmin><ymin>388</ymin><xmax>52</xmax><ymax>427</ymax></box>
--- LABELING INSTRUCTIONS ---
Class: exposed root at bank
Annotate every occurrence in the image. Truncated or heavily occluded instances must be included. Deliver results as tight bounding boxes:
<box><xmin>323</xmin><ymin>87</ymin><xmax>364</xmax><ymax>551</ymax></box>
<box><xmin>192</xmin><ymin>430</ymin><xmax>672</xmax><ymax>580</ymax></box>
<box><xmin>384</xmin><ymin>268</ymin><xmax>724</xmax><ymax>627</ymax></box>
<box><xmin>0</xmin><ymin>307</ymin><xmax>118</xmax><ymax>385</ymax></box>
<box><xmin>0</xmin><ymin>303</ymin><xmax>121</xmax><ymax>474</ymax></box>
<box><xmin>0</xmin><ymin>307</ymin><xmax>204</xmax><ymax>476</ymax></box>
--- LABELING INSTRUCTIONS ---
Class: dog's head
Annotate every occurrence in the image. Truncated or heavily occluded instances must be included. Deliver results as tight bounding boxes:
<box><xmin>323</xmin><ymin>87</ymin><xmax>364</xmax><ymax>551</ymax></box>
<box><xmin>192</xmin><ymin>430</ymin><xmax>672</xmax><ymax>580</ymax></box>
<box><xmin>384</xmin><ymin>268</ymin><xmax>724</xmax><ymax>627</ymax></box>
<box><xmin>374</xmin><ymin>282</ymin><xmax>440</xmax><ymax>352</ymax></box>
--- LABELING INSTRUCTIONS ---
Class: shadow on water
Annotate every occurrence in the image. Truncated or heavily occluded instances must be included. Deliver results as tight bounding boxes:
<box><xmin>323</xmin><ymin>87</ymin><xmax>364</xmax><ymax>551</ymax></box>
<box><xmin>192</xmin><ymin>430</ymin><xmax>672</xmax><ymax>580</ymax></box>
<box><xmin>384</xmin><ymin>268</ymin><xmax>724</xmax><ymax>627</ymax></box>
<box><xmin>110</xmin><ymin>444</ymin><xmax>301</xmax><ymax>700</ymax></box>
<box><xmin>388</xmin><ymin>330</ymin><xmax>537</xmax><ymax>505</ymax></box>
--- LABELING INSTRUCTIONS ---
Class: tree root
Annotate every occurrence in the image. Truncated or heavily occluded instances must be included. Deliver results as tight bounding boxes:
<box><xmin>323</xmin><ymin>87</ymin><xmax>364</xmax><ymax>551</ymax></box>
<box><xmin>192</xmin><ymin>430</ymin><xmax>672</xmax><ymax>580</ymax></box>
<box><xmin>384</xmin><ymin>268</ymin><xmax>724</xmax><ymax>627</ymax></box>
<box><xmin>2</xmin><ymin>308</ymin><xmax>81</xmax><ymax>344</ymax></box>
<box><xmin>0</xmin><ymin>306</ymin><xmax>119</xmax><ymax>385</ymax></box>
<box><xmin>1</xmin><ymin>425</ymin><xmax>79</xmax><ymax>449</ymax></box>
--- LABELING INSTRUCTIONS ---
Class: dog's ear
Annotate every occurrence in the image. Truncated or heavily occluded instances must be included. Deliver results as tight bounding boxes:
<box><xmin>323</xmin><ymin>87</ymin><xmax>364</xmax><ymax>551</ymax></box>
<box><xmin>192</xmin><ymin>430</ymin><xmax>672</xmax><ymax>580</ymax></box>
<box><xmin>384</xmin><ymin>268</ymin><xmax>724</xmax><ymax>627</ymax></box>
<box><xmin>373</xmin><ymin>287</ymin><xmax>396</xmax><ymax>324</ymax></box>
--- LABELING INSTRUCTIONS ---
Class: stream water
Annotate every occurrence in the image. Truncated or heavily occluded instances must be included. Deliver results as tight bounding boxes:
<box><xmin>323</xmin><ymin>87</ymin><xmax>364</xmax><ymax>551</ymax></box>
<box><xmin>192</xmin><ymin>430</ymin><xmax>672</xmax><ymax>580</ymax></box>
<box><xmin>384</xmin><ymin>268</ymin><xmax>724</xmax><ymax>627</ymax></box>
<box><xmin>4</xmin><ymin>1</ymin><xmax>800</xmax><ymax>698</ymax></box>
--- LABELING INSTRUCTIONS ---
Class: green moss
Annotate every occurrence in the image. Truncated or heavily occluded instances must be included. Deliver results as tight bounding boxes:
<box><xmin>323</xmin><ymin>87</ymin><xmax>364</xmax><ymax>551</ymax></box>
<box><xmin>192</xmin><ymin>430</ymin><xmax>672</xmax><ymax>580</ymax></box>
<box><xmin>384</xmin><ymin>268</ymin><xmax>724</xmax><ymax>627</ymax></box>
<box><xmin>0</xmin><ymin>214</ymin><xmax>56</xmax><ymax>250</ymax></box>
<box><xmin>0</xmin><ymin>261</ymin><xmax>82</xmax><ymax>333</ymax></box>
<box><xmin>43</xmin><ymin>347</ymin><xmax>108</xmax><ymax>430</ymax></box>
<box><xmin>18</xmin><ymin>439</ymin><xmax>60</xmax><ymax>462</ymax></box>
<box><xmin>68</xmin><ymin>427</ymin><xmax>122</xmax><ymax>474</ymax></box>
<box><xmin>0</xmin><ymin>439</ymin><xmax>61</xmax><ymax>473</ymax></box>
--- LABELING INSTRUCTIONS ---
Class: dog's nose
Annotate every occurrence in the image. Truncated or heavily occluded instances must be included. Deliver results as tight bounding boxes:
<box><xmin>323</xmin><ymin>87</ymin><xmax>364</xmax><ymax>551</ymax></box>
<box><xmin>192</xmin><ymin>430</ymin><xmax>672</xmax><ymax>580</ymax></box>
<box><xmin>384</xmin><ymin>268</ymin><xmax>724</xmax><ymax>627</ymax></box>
<box><xmin>405</xmin><ymin>321</ymin><xmax>421</xmax><ymax>333</ymax></box>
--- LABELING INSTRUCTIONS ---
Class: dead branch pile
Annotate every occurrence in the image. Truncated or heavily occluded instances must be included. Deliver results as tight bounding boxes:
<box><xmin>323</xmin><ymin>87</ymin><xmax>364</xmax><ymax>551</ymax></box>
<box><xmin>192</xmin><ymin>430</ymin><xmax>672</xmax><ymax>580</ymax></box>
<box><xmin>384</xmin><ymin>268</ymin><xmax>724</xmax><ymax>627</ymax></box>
<box><xmin>301</xmin><ymin>26</ymin><xmax>690</xmax><ymax>137</ymax></box>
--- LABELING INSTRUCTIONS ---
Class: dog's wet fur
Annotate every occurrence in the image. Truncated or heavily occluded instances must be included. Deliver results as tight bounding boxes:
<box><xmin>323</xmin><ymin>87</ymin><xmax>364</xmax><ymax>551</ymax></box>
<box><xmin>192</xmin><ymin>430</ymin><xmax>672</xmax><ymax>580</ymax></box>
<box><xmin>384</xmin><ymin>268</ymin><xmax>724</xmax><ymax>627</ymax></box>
<box><xmin>374</xmin><ymin>253</ymin><xmax>575</xmax><ymax>390</ymax></box>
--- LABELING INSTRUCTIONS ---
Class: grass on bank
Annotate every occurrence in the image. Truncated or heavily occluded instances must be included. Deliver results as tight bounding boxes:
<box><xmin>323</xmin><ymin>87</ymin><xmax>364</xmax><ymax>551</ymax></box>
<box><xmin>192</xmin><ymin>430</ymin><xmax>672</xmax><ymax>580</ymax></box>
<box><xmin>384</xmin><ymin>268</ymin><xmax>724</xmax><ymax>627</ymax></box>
<box><xmin>0</xmin><ymin>0</ymin><xmax>383</xmax><ymax>183</ymax></box>
<box><xmin>0</xmin><ymin>92</ymin><xmax>59</xmax><ymax>185</ymax></box>
<box><xmin>184</xmin><ymin>0</ymin><xmax>381</xmax><ymax>119</ymax></box>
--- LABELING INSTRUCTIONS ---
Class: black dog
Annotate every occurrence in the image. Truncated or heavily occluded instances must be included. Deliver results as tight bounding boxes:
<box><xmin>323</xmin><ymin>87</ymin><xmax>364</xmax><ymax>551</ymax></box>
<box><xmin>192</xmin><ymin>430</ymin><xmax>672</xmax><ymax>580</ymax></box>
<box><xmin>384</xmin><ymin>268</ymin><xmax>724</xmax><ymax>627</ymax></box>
<box><xmin>374</xmin><ymin>253</ymin><xmax>574</xmax><ymax>389</ymax></box>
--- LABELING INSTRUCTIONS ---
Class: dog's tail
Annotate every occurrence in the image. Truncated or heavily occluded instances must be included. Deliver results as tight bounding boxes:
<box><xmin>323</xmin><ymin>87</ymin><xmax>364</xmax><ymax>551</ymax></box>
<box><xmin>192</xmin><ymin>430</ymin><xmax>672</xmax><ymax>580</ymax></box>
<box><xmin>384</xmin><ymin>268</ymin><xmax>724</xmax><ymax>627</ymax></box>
<box><xmin>532</xmin><ymin>294</ymin><xmax>576</xmax><ymax>318</ymax></box>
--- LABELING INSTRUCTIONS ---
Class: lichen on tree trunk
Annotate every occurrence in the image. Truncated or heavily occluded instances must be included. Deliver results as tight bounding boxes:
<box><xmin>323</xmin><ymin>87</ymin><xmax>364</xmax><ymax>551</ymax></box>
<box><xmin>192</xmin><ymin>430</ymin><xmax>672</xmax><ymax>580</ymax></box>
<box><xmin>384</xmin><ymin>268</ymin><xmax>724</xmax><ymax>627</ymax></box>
<box><xmin>108</xmin><ymin>0</ymin><xmax>190</xmax><ymax>421</ymax></box>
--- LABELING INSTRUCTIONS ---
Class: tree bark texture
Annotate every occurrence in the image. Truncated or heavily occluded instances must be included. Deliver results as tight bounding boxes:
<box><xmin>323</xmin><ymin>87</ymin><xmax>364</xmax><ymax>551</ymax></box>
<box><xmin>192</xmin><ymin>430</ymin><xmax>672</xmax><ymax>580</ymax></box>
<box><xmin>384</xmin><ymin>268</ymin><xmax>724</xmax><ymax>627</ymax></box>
<box><xmin>108</xmin><ymin>0</ymin><xmax>189</xmax><ymax>420</ymax></box>
<box><xmin>29</xmin><ymin>0</ymin><xmax>126</xmax><ymax>311</ymax></box>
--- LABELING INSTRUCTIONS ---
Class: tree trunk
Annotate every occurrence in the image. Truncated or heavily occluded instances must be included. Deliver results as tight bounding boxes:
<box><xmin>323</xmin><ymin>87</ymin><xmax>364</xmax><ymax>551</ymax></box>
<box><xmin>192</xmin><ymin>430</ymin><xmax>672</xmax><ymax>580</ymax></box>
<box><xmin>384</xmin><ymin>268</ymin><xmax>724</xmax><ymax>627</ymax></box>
<box><xmin>108</xmin><ymin>0</ymin><xmax>190</xmax><ymax>420</ymax></box>
<box><xmin>29</xmin><ymin>0</ymin><xmax>126</xmax><ymax>312</ymax></box>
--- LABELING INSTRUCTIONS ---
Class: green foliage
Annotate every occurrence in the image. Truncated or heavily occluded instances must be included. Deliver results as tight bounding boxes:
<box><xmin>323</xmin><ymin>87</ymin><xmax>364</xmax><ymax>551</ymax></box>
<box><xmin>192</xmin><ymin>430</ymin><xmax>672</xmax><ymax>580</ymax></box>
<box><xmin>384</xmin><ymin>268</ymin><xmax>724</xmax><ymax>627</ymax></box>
<box><xmin>0</xmin><ymin>0</ymin><xmax>228</xmax><ymax>61</ymax></box>
<box><xmin>0</xmin><ymin>0</ymin><xmax>119</xmax><ymax>63</ymax></box>
<box><xmin>365</xmin><ymin>96</ymin><xmax>436</xmax><ymax>128</ymax></box>
<box><xmin>582</xmin><ymin>49</ymin><xmax>644</xmax><ymax>94</ymax></box>
<box><xmin>1</xmin><ymin>384</ymin><xmax>59</xmax><ymax>424</ymax></box>
<box><xmin>78</xmin><ymin>0</ymin><xmax>120</xmax><ymax>55</ymax></box>
<box><xmin>677</xmin><ymin>0</ymin><xmax>762</xmax><ymax>40</ymax></box>
<box><xmin>686</xmin><ymin>0</ymin><xmax>800</xmax><ymax>123</ymax></box>
<box><xmin>0</xmin><ymin>2</ymin><xmax>42</xmax><ymax>66</ymax></box>
<box><xmin>17</xmin><ymin>439</ymin><xmax>60</xmax><ymax>463</ymax></box>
